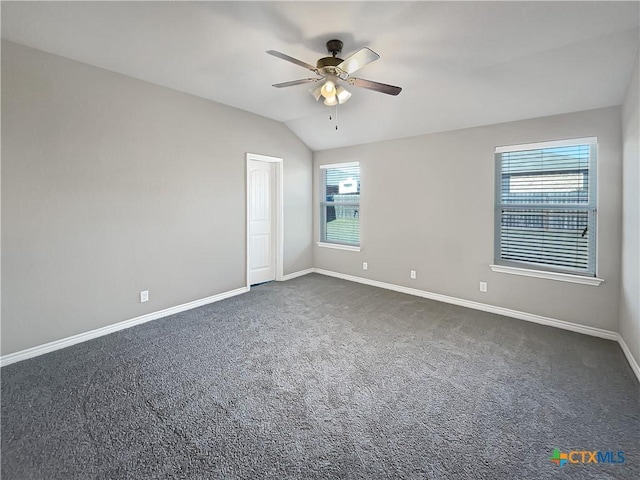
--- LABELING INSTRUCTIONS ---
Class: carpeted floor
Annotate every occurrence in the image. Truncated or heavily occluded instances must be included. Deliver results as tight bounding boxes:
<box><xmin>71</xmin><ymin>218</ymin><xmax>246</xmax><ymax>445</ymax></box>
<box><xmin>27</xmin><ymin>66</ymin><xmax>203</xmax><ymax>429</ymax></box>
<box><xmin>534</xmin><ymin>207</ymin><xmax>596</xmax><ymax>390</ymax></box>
<box><xmin>2</xmin><ymin>273</ymin><xmax>638</xmax><ymax>479</ymax></box>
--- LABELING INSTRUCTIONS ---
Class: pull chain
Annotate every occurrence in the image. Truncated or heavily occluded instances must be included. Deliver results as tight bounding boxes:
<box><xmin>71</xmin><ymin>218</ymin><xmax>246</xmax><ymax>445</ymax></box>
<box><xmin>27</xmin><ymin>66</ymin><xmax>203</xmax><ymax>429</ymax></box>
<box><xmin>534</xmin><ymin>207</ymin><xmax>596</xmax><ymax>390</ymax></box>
<box><xmin>328</xmin><ymin>105</ymin><xmax>339</xmax><ymax>131</ymax></box>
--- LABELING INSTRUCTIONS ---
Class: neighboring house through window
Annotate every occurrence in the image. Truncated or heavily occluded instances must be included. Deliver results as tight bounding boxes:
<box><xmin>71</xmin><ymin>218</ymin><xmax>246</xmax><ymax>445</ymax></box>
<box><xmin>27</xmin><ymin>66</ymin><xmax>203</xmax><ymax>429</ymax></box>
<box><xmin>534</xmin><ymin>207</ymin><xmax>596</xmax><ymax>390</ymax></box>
<box><xmin>319</xmin><ymin>162</ymin><xmax>360</xmax><ymax>250</ymax></box>
<box><xmin>495</xmin><ymin>138</ymin><xmax>597</xmax><ymax>277</ymax></box>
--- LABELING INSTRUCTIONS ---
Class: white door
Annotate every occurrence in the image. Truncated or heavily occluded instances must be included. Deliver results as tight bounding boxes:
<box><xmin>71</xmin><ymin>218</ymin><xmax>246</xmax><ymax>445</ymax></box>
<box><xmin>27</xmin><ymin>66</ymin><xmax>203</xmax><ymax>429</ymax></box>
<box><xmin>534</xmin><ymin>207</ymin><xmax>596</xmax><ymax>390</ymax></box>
<box><xmin>248</xmin><ymin>160</ymin><xmax>276</xmax><ymax>285</ymax></box>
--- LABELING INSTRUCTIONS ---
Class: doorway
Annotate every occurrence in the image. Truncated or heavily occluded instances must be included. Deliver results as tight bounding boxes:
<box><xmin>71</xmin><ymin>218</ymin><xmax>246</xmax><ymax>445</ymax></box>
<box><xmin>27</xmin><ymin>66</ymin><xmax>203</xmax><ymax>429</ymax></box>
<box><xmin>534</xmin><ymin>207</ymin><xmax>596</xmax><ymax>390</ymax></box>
<box><xmin>246</xmin><ymin>153</ymin><xmax>283</xmax><ymax>288</ymax></box>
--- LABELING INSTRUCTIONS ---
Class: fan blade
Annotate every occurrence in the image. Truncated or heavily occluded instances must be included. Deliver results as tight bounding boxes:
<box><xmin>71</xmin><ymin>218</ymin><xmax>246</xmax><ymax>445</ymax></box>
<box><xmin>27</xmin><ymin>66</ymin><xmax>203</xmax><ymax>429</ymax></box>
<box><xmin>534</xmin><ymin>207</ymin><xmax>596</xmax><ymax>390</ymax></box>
<box><xmin>267</xmin><ymin>50</ymin><xmax>318</xmax><ymax>72</ymax></box>
<box><xmin>272</xmin><ymin>78</ymin><xmax>321</xmax><ymax>88</ymax></box>
<box><xmin>337</xmin><ymin>47</ymin><xmax>380</xmax><ymax>75</ymax></box>
<box><xmin>349</xmin><ymin>78</ymin><xmax>402</xmax><ymax>96</ymax></box>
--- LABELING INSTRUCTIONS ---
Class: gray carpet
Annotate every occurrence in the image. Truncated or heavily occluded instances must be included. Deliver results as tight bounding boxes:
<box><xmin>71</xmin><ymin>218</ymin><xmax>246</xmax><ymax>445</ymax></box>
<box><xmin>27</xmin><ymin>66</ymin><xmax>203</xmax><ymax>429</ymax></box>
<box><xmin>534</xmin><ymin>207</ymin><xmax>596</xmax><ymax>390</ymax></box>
<box><xmin>2</xmin><ymin>273</ymin><xmax>638</xmax><ymax>479</ymax></box>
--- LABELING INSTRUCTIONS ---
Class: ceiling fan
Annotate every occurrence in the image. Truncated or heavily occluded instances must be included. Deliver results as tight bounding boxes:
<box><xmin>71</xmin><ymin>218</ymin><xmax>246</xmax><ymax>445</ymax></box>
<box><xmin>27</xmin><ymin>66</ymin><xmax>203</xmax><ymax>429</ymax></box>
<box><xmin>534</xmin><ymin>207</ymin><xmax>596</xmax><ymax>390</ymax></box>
<box><xmin>267</xmin><ymin>39</ymin><xmax>402</xmax><ymax>107</ymax></box>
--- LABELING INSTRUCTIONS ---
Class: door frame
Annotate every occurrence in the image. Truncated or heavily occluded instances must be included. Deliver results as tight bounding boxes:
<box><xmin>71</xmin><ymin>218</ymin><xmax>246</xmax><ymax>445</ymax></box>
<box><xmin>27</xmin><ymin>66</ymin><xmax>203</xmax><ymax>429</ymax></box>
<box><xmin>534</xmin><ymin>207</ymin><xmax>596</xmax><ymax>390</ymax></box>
<box><xmin>246</xmin><ymin>153</ymin><xmax>284</xmax><ymax>290</ymax></box>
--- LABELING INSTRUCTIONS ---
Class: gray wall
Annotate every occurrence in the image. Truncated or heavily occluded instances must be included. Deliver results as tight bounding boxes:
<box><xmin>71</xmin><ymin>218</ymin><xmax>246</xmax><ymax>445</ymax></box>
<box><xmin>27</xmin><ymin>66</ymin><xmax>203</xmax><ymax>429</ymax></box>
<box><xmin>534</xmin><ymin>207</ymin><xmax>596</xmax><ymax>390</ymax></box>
<box><xmin>1</xmin><ymin>41</ymin><xmax>313</xmax><ymax>355</ymax></box>
<box><xmin>314</xmin><ymin>107</ymin><xmax>622</xmax><ymax>332</ymax></box>
<box><xmin>620</xmin><ymin>50</ymin><xmax>640</xmax><ymax>367</ymax></box>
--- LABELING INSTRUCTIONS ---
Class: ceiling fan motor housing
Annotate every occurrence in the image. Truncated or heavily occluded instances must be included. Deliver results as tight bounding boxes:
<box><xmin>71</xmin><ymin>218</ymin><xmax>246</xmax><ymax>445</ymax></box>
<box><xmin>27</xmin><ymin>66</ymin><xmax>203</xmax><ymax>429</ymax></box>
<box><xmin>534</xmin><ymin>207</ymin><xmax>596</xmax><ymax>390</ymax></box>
<box><xmin>316</xmin><ymin>56</ymin><xmax>345</xmax><ymax>77</ymax></box>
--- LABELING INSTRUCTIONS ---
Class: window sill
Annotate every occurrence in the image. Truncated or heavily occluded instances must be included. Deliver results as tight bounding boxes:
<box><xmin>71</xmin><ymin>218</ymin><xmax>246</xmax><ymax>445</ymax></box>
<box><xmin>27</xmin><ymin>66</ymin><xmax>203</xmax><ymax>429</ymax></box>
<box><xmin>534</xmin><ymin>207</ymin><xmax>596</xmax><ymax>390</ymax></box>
<box><xmin>490</xmin><ymin>265</ymin><xmax>604</xmax><ymax>286</ymax></box>
<box><xmin>316</xmin><ymin>242</ymin><xmax>361</xmax><ymax>252</ymax></box>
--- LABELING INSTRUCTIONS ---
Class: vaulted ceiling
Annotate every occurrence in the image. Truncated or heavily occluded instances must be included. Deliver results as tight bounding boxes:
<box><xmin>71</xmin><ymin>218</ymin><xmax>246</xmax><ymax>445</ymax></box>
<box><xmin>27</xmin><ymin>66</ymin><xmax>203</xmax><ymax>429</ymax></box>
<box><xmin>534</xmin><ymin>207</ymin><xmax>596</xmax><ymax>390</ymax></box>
<box><xmin>2</xmin><ymin>1</ymin><xmax>639</xmax><ymax>151</ymax></box>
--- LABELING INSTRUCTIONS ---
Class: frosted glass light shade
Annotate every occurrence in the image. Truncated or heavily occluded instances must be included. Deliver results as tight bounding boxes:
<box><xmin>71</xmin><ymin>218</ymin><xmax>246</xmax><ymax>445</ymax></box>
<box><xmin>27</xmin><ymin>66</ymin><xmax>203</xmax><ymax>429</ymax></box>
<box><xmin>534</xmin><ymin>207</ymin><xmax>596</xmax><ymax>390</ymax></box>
<box><xmin>323</xmin><ymin>95</ymin><xmax>338</xmax><ymax>106</ymax></box>
<box><xmin>320</xmin><ymin>80</ymin><xmax>336</xmax><ymax>98</ymax></box>
<box><xmin>336</xmin><ymin>86</ymin><xmax>352</xmax><ymax>104</ymax></box>
<box><xmin>309</xmin><ymin>84</ymin><xmax>322</xmax><ymax>101</ymax></box>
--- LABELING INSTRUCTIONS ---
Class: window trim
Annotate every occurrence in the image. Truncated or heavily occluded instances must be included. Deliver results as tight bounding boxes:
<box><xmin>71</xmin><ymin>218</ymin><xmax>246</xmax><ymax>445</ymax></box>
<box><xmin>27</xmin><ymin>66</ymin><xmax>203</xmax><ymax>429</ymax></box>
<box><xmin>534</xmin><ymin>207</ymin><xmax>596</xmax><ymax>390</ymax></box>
<box><xmin>490</xmin><ymin>264</ymin><xmax>604</xmax><ymax>286</ymax></box>
<box><xmin>494</xmin><ymin>137</ymin><xmax>598</xmax><ymax>279</ymax></box>
<box><xmin>316</xmin><ymin>242</ymin><xmax>361</xmax><ymax>252</ymax></box>
<box><xmin>495</xmin><ymin>137</ymin><xmax>598</xmax><ymax>154</ymax></box>
<box><xmin>319</xmin><ymin>161</ymin><xmax>361</xmax><ymax>248</ymax></box>
<box><xmin>319</xmin><ymin>161</ymin><xmax>359</xmax><ymax>170</ymax></box>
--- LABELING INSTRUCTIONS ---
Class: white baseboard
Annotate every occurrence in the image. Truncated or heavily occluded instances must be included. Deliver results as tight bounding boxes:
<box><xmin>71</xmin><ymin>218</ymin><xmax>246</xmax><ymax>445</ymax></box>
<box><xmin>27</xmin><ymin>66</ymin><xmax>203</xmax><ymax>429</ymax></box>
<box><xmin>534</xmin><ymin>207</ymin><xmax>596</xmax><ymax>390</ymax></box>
<box><xmin>281</xmin><ymin>268</ymin><xmax>314</xmax><ymax>281</ymax></box>
<box><xmin>313</xmin><ymin>268</ymin><xmax>640</xmax><ymax>382</ymax></box>
<box><xmin>313</xmin><ymin>269</ymin><xmax>619</xmax><ymax>340</ymax></box>
<box><xmin>0</xmin><ymin>286</ymin><xmax>248</xmax><ymax>368</ymax></box>
<box><xmin>617</xmin><ymin>335</ymin><xmax>640</xmax><ymax>382</ymax></box>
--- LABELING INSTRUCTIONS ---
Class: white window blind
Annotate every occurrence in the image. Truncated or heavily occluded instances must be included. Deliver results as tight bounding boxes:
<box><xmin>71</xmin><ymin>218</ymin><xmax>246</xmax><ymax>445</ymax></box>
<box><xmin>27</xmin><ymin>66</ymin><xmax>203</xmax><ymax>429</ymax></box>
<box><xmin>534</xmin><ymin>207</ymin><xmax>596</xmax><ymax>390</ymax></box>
<box><xmin>320</xmin><ymin>163</ymin><xmax>360</xmax><ymax>246</ymax></box>
<box><xmin>495</xmin><ymin>138</ymin><xmax>597</xmax><ymax>276</ymax></box>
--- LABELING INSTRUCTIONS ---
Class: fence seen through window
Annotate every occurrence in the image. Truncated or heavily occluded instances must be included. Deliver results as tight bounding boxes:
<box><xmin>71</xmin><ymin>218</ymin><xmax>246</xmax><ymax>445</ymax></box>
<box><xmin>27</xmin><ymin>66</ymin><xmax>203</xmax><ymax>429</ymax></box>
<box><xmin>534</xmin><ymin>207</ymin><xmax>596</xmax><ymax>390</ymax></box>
<box><xmin>496</xmin><ymin>139</ymin><xmax>597</xmax><ymax>276</ymax></box>
<box><xmin>320</xmin><ymin>163</ymin><xmax>360</xmax><ymax>246</ymax></box>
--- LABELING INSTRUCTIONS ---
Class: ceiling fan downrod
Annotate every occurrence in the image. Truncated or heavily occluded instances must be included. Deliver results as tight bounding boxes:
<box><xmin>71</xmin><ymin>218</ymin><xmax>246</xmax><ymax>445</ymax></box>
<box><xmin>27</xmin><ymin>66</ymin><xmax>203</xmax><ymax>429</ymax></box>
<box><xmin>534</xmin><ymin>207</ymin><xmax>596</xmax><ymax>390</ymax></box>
<box><xmin>326</xmin><ymin>39</ymin><xmax>343</xmax><ymax>57</ymax></box>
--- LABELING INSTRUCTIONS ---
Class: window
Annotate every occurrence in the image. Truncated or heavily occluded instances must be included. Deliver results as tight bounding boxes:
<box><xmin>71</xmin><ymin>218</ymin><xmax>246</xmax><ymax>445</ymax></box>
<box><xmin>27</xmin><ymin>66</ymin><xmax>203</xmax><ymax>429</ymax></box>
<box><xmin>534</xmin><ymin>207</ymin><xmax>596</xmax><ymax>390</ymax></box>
<box><xmin>495</xmin><ymin>138</ymin><xmax>597</xmax><ymax>277</ymax></box>
<box><xmin>320</xmin><ymin>162</ymin><xmax>360</xmax><ymax>248</ymax></box>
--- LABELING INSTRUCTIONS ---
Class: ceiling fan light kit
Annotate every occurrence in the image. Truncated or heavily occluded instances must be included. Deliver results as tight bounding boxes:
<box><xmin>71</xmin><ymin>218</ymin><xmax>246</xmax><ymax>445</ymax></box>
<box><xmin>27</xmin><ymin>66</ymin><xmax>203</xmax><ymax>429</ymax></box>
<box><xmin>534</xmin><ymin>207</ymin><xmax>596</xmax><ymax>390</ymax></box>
<box><xmin>267</xmin><ymin>39</ymin><xmax>402</xmax><ymax>128</ymax></box>
<box><xmin>315</xmin><ymin>77</ymin><xmax>351</xmax><ymax>107</ymax></box>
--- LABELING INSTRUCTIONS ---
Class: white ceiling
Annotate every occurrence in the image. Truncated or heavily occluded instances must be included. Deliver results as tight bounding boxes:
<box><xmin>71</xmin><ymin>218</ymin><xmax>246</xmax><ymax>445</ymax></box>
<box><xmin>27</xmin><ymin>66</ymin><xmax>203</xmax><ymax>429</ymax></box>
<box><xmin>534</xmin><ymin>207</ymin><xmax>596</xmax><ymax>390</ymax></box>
<box><xmin>2</xmin><ymin>1</ymin><xmax>639</xmax><ymax>151</ymax></box>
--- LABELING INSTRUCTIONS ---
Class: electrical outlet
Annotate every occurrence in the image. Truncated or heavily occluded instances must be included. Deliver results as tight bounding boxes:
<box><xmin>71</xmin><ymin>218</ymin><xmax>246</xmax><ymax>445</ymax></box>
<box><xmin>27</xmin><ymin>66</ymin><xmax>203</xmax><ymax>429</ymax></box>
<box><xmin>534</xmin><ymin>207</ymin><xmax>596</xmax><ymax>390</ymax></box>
<box><xmin>362</xmin><ymin>262</ymin><xmax>368</xmax><ymax>271</ymax></box>
<box><xmin>479</xmin><ymin>282</ymin><xmax>488</xmax><ymax>292</ymax></box>
<box><xmin>140</xmin><ymin>290</ymin><xmax>149</xmax><ymax>303</ymax></box>
<box><xmin>410</xmin><ymin>270</ymin><xmax>417</xmax><ymax>279</ymax></box>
